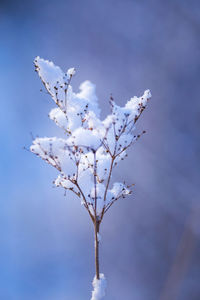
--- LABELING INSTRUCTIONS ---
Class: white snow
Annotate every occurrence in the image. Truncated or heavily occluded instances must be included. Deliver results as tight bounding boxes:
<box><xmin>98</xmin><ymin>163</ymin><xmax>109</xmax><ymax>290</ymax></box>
<box><xmin>48</xmin><ymin>107</ymin><xmax>68</xmax><ymax>130</ymax></box>
<box><xmin>67</xmin><ymin>127</ymin><xmax>102</xmax><ymax>150</ymax></box>
<box><xmin>76</xmin><ymin>81</ymin><xmax>100</xmax><ymax>118</ymax></box>
<box><xmin>91</xmin><ymin>274</ymin><xmax>107</xmax><ymax>300</ymax></box>
<box><xmin>67</xmin><ymin>67</ymin><xmax>76</xmax><ymax>76</ymax></box>
<box><xmin>110</xmin><ymin>182</ymin><xmax>131</xmax><ymax>197</ymax></box>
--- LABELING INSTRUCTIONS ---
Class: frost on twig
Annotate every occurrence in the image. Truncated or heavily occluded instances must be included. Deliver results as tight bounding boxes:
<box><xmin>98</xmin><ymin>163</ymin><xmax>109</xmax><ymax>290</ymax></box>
<box><xmin>30</xmin><ymin>56</ymin><xmax>151</xmax><ymax>298</ymax></box>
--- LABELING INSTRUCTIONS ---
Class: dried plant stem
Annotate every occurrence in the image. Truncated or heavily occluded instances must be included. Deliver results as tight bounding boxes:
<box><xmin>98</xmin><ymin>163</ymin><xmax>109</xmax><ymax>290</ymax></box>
<box><xmin>93</xmin><ymin>150</ymin><xmax>100</xmax><ymax>280</ymax></box>
<box><xmin>94</xmin><ymin>219</ymin><xmax>100</xmax><ymax>280</ymax></box>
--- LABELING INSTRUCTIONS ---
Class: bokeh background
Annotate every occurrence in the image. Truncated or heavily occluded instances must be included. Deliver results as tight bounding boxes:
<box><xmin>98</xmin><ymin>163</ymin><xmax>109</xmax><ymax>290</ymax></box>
<box><xmin>0</xmin><ymin>0</ymin><xmax>200</xmax><ymax>299</ymax></box>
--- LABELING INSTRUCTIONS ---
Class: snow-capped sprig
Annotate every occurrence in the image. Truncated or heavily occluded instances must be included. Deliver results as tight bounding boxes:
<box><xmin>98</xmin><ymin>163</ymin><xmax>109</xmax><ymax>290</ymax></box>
<box><xmin>30</xmin><ymin>57</ymin><xmax>151</xmax><ymax>300</ymax></box>
<box><xmin>34</xmin><ymin>56</ymin><xmax>73</xmax><ymax>114</ymax></box>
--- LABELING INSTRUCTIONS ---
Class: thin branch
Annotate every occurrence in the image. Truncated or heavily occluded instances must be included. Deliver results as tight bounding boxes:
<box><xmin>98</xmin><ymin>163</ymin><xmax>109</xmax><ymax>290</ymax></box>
<box><xmin>100</xmin><ymin>156</ymin><xmax>115</xmax><ymax>220</ymax></box>
<box><xmin>75</xmin><ymin>181</ymin><xmax>94</xmax><ymax>222</ymax></box>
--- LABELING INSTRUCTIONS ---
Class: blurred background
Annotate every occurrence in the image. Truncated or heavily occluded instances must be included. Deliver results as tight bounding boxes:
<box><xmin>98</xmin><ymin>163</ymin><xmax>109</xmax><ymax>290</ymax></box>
<box><xmin>0</xmin><ymin>0</ymin><xmax>200</xmax><ymax>299</ymax></box>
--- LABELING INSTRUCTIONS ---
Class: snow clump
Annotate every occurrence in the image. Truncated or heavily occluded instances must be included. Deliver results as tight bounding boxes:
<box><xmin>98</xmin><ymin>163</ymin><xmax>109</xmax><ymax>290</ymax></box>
<box><xmin>91</xmin><ymin>274</ymin><xmax>107</xmax><ymax>300</ymax></box>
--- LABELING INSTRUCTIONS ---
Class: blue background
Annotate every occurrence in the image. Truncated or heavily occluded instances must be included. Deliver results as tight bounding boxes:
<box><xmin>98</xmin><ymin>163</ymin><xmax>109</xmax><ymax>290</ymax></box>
<box><xmin>0</xmin><ymin>1</ymin><xmax>200</xmax><ymax>299</ymax></box>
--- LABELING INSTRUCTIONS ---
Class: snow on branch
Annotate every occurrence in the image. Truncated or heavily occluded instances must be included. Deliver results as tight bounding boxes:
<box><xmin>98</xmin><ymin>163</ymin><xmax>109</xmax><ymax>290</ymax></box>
<box><xmin>31</xmin><ymin>57</ymin><xmax>151</xmax><ymax>220</ymax></box>
<box><xmin>31</xmin><ymin>57</ymin><xmax>151</xmax><ymax>298</ymax></box>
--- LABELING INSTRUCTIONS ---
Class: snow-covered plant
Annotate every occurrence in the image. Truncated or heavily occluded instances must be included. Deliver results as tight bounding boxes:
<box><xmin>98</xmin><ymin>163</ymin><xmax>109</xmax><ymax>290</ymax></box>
<box><xmin>30</xmin><ymin>57</ymin><xmax>151</xmax><ymax>299</ymax></box>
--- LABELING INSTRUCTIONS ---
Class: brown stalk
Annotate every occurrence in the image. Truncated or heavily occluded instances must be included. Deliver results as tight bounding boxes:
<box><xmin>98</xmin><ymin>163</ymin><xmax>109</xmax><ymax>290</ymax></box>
<box><xmin>93</xmin><ymin>150</ymin><xmax>101</xmax><ymax>279</ymax></box>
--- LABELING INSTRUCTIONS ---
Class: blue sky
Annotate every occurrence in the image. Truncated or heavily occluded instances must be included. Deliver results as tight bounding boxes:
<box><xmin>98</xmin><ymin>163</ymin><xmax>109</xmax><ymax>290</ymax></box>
<box><xmin>0</xmin><ymin>0</ymin><xmax>200</xmax><ymax>299</ymax></box>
